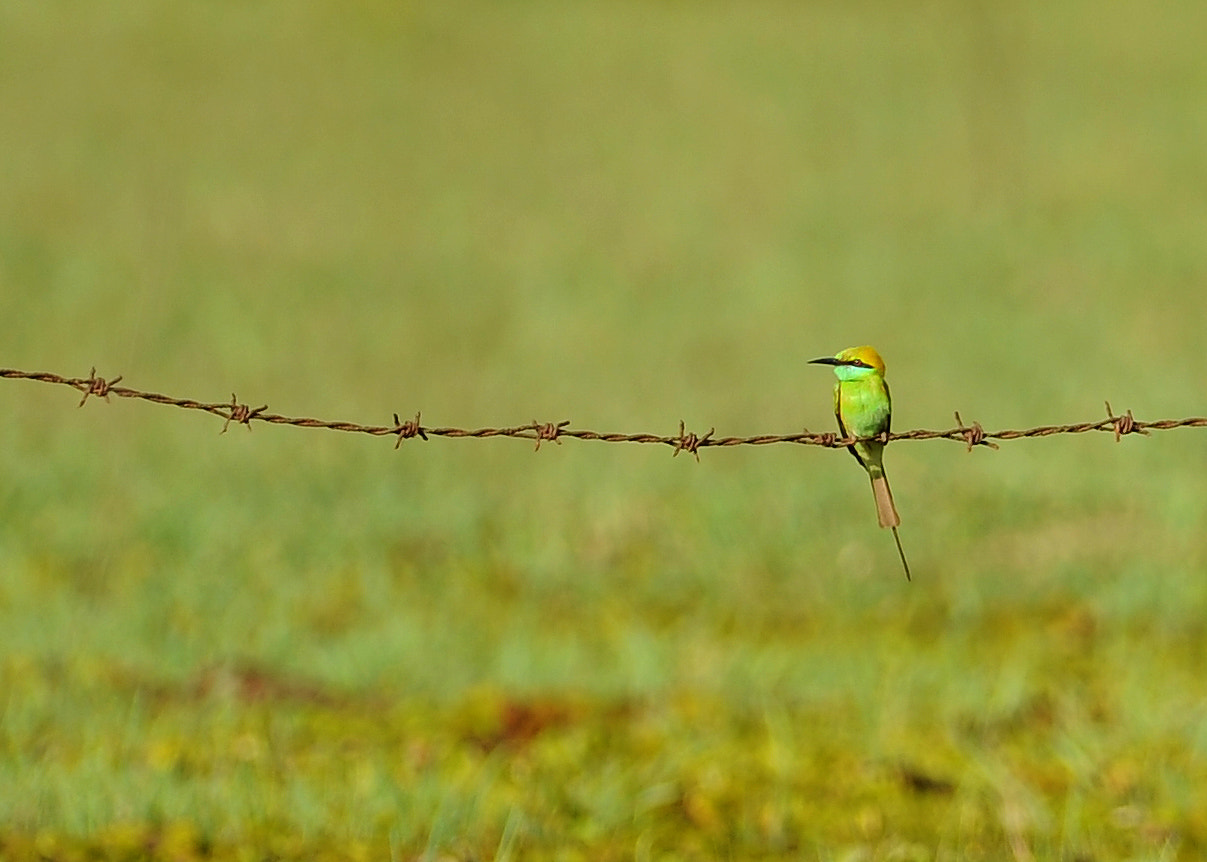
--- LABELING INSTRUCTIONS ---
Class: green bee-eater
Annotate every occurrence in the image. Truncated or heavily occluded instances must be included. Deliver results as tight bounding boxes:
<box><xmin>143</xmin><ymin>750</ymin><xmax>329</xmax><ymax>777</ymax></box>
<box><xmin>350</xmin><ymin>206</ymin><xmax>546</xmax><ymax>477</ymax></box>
<box><xmin>810</xmin><ymin>345</ymin><xmax>911</xmax><ymax>581</ymax></box>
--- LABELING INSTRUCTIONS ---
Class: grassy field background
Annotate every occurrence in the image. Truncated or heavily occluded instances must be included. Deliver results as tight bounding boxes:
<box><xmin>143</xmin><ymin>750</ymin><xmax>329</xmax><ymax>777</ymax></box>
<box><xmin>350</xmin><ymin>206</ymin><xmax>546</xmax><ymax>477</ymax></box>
<box><xmin>2</xmin><ymin>1</ymin><xmax>1206</xmax><ymax>859</ymax></box>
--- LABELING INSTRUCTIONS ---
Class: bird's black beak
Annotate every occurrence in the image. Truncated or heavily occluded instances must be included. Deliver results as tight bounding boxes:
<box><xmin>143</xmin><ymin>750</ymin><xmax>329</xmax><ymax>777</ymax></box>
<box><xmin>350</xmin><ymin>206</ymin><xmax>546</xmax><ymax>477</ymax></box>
<box><xmin>809</xmin><ymin>356</ymin><xmax>842</xmax><ymax>366</ymax></box>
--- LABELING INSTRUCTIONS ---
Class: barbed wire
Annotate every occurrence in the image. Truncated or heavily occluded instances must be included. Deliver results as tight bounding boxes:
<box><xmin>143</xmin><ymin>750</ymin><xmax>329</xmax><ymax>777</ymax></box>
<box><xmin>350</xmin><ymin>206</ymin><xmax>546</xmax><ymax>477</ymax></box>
<box><xmin>3</xmin><ymin>366</ymin><xmax>1206</xmax><ymax>459</ymax></box>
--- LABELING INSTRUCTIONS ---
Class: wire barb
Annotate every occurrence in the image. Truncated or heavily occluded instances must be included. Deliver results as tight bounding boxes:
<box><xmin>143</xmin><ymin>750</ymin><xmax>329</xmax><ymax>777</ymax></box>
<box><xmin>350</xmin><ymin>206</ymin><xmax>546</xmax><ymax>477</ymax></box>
<box><xmin>78</xmin><ymin>367</ymin><xmax>123</xmax><ymax>407</ymax></box>
<box><xmin>391</xmin><ymin>412</ymin><xmax>428</xmax><ymax>447</ymax></box>
<box><xmin>953</xmin><ymin>411</ymin><xmax>999</xmax><ymax>451</ymax></box>
<box><xmin>532</xmin><ymin>420</ymin><xmax>569</xmax><ymax>451</ymax></box>
<box><xmin>672</xmin><ymin>420</ymin><xmax>714</xmax><ymax>461</ymax></box>
<box><xmin>1104</xmin><ymin>401</ymin><xmax>1149</xmax><ymax>443</ymax></box>
<box><xmin>221</xmin><ymin>394</ymin><xmax>267</xmax><ymax>434</ymax></box>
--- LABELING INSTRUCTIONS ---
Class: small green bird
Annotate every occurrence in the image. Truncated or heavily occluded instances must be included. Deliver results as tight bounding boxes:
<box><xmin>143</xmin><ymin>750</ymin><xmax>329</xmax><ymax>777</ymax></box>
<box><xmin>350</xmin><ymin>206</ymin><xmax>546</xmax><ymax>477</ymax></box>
<box><xmin>810</xmin><ymin>345</ymin><xmax>911</xmax><ymax>580</ymax></box>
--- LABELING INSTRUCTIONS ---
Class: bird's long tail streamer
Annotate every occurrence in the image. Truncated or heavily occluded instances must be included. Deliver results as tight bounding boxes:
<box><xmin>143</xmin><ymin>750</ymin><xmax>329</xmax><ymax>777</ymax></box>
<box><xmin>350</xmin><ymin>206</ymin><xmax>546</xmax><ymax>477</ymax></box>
<box><xmin>891</xmin><ymin>526</ymin><xmax>911</xmax><ymax>582</ymax></box>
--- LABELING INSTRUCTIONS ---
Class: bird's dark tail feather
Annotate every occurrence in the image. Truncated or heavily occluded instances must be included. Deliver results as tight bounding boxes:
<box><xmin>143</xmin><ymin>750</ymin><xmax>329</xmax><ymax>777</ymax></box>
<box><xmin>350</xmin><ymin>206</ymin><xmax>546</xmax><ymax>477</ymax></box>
<box><xmin>891</xmin><ymin>526</ymin><xmax>911</xmax><ymax>582</ymax></box>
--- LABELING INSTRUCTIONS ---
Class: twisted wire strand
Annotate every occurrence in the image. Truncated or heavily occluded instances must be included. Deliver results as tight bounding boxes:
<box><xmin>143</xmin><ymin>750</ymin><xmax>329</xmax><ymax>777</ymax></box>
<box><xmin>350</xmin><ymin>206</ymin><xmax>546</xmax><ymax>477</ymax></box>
<box><xmin>3</xmin><ymin>367</ymin><xmax>1203</xmax><ymax>457</ymax></box>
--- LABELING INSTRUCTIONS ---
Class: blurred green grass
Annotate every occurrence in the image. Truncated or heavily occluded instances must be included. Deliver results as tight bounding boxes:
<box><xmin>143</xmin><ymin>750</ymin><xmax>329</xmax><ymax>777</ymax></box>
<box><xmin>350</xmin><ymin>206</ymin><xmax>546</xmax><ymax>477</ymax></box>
<box><xmin>2</xmin><ymin>0</ymin><xmax>1207</xmax><ymax>859</ymax></box>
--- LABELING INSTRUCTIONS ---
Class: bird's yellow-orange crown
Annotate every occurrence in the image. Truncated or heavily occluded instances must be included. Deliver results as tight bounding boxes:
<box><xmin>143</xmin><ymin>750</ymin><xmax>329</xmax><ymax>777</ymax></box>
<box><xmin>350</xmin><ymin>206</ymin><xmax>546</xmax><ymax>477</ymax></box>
<box><xmin>837</xmin><ymin>345</ymin><xmax>887</xmax><ymax>377</ymax></box>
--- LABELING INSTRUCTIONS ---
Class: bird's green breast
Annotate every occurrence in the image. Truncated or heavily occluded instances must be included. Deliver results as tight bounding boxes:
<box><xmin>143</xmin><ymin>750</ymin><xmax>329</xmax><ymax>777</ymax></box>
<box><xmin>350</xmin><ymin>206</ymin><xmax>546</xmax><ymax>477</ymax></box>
<box><xmin>835</xmin><ymin>377</ymin><xmax>891</xmax><ymax>438</ymax></box>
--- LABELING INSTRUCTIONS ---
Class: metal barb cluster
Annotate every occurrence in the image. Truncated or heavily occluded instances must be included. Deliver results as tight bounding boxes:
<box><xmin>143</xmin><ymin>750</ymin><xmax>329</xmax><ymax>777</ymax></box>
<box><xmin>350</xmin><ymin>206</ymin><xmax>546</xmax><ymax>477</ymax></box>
<box><xmin>78</xmin><ymin>367</ymin><xmax>122</xmax><ymax>407</ymax></box>
<box><xmin>3</xmin><ymin>366</ymin><xmax>1205</xmax><ymax>458</ymax></box>
<box><xmin>221</xmin><ymin>394</ymin><xmax>267</xmax><ymax>434</ymax></box>
<box><xmin>391</xmin><ymin>412</ymin><xmax>427</xmax><ymax>448</ymax></box>
<box><xmin>672</xmin><ymin>420</ymin><xmax>715</xmax><ymax>462</ymax></box>
<box><xmin>532</xmin><ymin>420</ymin><xmax>568</xmax><ymax>451</ymax></box>
<box><xmin>1104</xmin><ymin>400</ymin><xmax>1148</xmax><ymax>443</ymax></box>
<box><xmin>953</xmin><ymin>412</ymin><xmax>997</xmax><ymax>451</ymax></box>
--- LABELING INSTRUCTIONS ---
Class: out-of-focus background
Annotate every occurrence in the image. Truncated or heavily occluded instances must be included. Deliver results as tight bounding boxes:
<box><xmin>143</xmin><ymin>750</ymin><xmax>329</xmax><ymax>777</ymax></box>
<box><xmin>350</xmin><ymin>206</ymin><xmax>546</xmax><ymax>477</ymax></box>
<box><xmin>2</xmin><ymin>1</ymin><xmax>1205</xmax><ymax>858</ymax></box>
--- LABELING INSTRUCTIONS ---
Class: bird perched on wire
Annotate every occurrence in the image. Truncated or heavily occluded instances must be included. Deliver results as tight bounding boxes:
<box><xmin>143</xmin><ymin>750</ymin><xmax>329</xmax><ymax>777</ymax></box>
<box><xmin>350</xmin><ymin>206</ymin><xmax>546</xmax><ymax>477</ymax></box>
<box><xmin>810</xmin><ymin>345</ymin><xmax>911</xmax><ymax>580</ymax></box>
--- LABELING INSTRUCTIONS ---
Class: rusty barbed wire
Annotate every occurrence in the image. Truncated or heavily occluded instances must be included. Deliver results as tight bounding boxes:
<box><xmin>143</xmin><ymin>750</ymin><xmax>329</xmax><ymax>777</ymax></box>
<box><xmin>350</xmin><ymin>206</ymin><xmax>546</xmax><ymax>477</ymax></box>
<box><xmin>3</xmin><ymin>366</ymin><xmax>1206</xmax><ymax>455</ymax></box>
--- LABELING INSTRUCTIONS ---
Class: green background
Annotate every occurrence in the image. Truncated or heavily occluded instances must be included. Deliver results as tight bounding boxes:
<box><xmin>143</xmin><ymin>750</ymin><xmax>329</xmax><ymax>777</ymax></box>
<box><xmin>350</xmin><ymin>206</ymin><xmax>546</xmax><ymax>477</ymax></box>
<box><xmin>2</xmin><ymin>1</ymin><xmax>1205</xmax><ymax>859</ymax></box>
